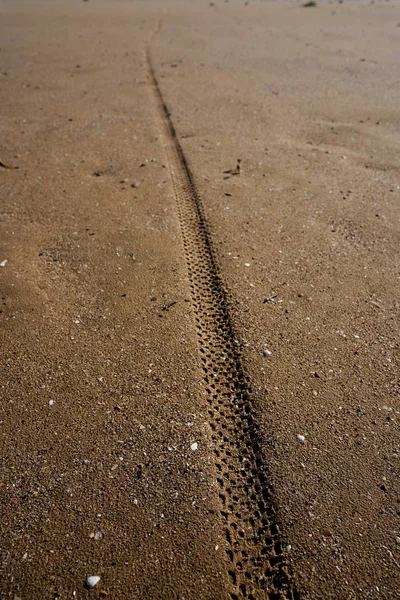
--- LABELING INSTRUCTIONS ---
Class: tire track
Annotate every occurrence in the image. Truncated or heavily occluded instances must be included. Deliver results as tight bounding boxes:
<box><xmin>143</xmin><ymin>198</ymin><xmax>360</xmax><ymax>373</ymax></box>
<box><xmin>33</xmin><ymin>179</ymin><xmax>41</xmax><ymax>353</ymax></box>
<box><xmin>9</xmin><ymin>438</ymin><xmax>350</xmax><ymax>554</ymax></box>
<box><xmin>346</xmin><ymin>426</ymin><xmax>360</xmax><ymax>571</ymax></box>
<box><xmin>146</xmin><ymin>50</ymin><xmax>298</xmax><ymax>600</ymax></box>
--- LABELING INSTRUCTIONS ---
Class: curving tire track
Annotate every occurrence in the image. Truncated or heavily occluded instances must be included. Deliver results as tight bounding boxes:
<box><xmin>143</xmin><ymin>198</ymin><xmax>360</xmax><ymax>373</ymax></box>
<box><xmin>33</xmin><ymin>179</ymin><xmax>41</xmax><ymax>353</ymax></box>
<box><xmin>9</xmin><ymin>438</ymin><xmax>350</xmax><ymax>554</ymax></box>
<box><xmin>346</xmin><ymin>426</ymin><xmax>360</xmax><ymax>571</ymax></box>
<box><xmin>146</xmin><ymin>50</ymin><xmax>299</xmax><ymax>600</ymax></box>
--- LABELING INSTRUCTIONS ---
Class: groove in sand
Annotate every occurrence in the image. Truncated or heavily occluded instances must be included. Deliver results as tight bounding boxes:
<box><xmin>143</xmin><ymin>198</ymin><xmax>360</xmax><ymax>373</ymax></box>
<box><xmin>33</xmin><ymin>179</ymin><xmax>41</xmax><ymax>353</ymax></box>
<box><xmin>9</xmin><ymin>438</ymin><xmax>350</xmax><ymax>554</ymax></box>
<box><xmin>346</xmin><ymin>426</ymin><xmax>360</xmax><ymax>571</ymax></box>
<box><xmin>146</xmin><ymin>50</ymin><xmax>298</xmax><ymax>600</ymax></box>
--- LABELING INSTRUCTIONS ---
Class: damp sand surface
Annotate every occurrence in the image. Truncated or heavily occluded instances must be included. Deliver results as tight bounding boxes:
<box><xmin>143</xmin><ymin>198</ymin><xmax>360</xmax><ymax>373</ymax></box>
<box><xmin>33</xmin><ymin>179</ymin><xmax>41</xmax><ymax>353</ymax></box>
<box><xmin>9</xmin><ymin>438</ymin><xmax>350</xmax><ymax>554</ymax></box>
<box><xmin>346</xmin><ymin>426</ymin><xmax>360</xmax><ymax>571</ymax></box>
<box><xmin>1</xmin><ymin>1</ymin><xmax>400</xmax><ymax>599</ymax></box>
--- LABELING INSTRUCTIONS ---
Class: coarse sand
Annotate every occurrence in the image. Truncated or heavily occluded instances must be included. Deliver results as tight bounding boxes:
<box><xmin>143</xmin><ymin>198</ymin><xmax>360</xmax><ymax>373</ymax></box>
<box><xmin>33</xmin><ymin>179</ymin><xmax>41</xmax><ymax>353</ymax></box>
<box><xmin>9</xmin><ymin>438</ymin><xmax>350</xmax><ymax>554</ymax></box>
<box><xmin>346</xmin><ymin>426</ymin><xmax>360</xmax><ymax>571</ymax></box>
<box><xmin>1</xmin><ymin>1</ymin><xmax>399</xmax><ymax>598</ymax></box>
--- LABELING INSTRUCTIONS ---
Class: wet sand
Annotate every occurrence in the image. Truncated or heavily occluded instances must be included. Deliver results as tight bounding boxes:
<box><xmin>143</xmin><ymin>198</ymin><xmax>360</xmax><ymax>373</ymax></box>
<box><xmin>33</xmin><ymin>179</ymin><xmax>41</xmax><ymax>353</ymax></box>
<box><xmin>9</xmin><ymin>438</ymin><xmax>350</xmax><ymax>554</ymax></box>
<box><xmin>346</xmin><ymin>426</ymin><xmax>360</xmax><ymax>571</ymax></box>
<box><xmin>1</xmin><ymin>1</ymin><xmax>399</xmax><ymax>598</ymax></box>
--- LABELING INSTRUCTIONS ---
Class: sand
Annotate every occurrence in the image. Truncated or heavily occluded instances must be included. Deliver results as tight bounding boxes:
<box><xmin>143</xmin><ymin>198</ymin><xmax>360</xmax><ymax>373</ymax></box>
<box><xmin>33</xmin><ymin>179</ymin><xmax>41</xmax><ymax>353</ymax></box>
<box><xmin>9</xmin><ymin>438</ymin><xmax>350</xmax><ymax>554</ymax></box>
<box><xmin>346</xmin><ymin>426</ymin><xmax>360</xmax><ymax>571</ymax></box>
<box><xmin>1</xmin><ymin>1</ymin><xmax>399</xmax><ymax>599</ymax></box>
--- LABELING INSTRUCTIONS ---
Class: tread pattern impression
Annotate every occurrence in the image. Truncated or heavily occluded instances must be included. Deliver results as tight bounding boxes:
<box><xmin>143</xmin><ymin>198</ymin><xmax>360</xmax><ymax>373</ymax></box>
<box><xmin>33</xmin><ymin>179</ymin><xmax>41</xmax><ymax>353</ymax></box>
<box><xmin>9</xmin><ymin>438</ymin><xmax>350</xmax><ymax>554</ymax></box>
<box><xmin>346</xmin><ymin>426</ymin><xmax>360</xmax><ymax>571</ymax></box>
<box><xmin>147</xmin><ymin>51</ymin><xmax>298</xmax><ymax>600</ymax></box>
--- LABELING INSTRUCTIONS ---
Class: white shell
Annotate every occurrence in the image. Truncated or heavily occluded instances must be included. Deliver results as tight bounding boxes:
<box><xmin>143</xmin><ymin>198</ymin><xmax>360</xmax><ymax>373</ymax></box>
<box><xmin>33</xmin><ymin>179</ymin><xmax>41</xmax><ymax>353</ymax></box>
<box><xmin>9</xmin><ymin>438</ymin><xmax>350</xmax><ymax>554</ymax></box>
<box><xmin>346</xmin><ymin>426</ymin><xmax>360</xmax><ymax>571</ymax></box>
<box><xmin>86</xmin><ymin>576</ymin><xmax>100</xmax><ymax>589</ymax></box>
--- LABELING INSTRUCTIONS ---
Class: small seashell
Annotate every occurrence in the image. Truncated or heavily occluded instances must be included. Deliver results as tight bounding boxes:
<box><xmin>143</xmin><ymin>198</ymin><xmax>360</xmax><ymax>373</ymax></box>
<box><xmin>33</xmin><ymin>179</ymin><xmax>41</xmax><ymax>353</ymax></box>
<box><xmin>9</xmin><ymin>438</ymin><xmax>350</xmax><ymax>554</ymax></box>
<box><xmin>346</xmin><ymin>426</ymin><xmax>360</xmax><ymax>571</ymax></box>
<box><xmin>85</xmin><ymin>576</ymin><xmax>100</xmax><ymax>589</ymax></box>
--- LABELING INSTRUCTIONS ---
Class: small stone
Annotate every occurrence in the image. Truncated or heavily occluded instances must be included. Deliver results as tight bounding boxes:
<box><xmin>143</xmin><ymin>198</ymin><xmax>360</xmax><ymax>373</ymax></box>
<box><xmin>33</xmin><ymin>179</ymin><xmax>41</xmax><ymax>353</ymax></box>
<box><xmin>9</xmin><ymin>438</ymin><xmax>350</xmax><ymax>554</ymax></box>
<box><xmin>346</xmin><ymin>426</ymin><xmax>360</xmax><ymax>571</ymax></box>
<box><xmin>49</xmin><ymin>399</ymin><xmax>55</xmax><ymax>406</ymax></box>
<box><xmin>190</xmin><ymin>442</ymin><xmax>198</xmax><ymax>451</ymax></box>
<box><xmin>285</xmin><ymin>545</ymin><xmax>292</xmax><ymax>552</ymax></box>
<box><xmin>94</xmin><ymin>530</ymin><xmax>103</xmax><ymax>540</ymax></box>
<box><xmin>297</xmin><ymin>434</ymin><xmax>305</xmax><ymax>443</ymax></box>
<box><xmin>85</xmin><ymin>576</ymin><xmax>100</xmax><ymax>589</ymax></box>
<box><xmin>263</xmin><ymin>349</ymin><xmax>271</xmax><ymax>357</ymax></box>
<box><xmin>0</xmin><ymin>259</ymin><xmax>7</xmax><ymax>267</ymax></box>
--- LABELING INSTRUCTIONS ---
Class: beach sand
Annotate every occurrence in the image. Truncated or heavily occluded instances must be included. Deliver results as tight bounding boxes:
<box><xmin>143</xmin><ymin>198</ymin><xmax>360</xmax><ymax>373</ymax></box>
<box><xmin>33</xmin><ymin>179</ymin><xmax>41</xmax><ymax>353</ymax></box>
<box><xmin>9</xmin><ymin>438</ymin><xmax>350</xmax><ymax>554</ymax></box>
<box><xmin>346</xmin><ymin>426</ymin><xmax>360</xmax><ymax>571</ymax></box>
<box><xmin>1</xmin><ymin>1</ymin><xmax>399</xmax><ymax>598</ymax></box>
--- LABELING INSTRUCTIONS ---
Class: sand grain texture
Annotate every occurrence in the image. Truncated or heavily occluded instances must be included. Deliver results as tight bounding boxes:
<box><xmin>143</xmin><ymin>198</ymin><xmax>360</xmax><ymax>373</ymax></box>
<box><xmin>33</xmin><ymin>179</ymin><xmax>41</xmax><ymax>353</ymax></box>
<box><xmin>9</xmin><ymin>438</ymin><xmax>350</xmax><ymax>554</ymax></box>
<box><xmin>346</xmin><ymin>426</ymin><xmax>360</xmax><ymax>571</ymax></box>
<box><xmin>1</xmin><ymin>1</ymin><xmax>399</xmax><ymax>599</ymax></box>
